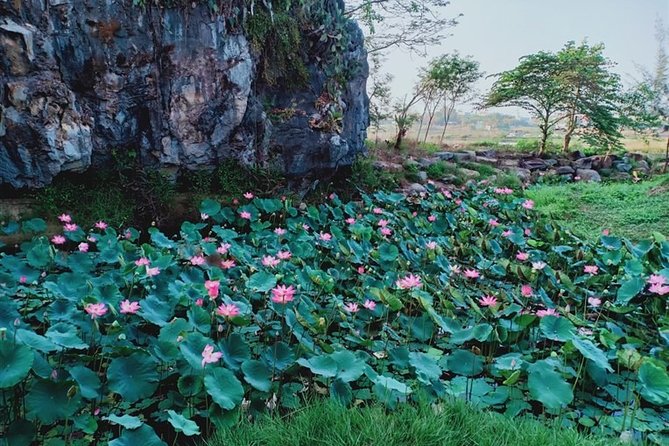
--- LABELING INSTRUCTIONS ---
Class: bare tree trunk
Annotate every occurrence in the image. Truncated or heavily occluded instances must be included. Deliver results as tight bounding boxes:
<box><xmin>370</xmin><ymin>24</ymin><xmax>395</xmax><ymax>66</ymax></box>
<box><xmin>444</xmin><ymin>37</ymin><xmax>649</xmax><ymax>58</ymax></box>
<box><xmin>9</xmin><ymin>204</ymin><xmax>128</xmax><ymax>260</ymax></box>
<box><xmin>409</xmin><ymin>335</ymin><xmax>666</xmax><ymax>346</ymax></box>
<box><xmin>439</xmin><ymin>100</ymin><xmax>456</xmax><ymax>145</ymax></box>
<box><xmin>416</xmin><ymin>102</ymin><xmax>428</xmax><ymax>145</ymax></box>
<box><xmin>423</xmin><ymin>102</ymin><xmax>440</xmax><ymax>143</ymax></box>
<box><xmin>394</xmin><ymin>128</ymin><xmax>407</xmax><ymax>150</ymax></box>
<box><xmin>662</xmin><ymin>136</ymin><xmax>669</xmax><ymax>173</ymax></box>
<box><xmin>563</xmin><ymin>110</ymin><xmax>576</xmax><ymax>152</ymax></box>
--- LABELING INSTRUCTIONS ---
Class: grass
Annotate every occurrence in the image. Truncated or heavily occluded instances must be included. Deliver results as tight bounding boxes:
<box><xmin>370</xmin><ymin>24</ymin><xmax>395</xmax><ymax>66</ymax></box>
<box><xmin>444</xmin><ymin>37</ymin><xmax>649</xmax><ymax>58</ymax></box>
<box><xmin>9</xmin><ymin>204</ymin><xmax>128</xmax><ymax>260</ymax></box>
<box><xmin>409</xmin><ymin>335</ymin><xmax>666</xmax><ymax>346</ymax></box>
<box><xmin>526</xmin><ymin>175</ymin><xmax>669</xmax><ymax>240</ymax></box>
<box><xmin>206</xmin><ymin>400</ymin><xmax>617</xmax><ymax>446</ymax></box>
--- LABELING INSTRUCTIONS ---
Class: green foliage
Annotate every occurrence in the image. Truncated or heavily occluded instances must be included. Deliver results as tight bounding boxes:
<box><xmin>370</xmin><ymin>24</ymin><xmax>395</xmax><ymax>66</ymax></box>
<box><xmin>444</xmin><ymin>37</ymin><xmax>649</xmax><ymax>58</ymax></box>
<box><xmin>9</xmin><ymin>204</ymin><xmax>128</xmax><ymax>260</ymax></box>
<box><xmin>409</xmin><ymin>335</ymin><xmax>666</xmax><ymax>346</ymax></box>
<box><xmin>485</xmin><ymin>41</ymin><xmax>623</xmax><ymax>154</ymax></box>
<box><xmin>492</xmin><ymin>173</ymin><xmax>523</xmax><ymax>192</ymax></box>
<box><xmin>526</xmin><ymin>175</ymin><xmax>669</xmax><ymax>240</ymax></box>
<box><xmin>246</xmin><ymin>8</ymin><xmax>308</xmax><ymax>88</ymax></box>
<box><xmin>2</xmin><ymin>182</ymin><xmax>668</xmax><ymax>443</ymax></box>
<box><xmin>426</xmin><ymin>161</ymin><xmax>458</xmax><ymax>180</ymax></box>
<box><xmin>350</xmin><ymin>156</ymin><xmax>399</xmax><ymax>192</ymax></box>
<box><xmin>459</xmin><ymin>161</ymin><xmax>497</xmax><ymax>178</ymax></box>
<box><xmin>208</xmin><ymin>400</ymin><xmax>616</xmax><ymax>446</ymax></box>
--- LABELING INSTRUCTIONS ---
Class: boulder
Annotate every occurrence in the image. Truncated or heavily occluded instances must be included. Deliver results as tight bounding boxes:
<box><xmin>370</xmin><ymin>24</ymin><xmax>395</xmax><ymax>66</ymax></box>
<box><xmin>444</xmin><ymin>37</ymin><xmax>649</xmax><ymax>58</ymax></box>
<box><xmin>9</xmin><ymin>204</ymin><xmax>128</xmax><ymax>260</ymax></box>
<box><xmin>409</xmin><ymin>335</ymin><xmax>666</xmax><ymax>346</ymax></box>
<box><xmin>506</xmin><ymin>167</ymin><xmax>532</xmax><ymax>183</ymax></box>
<box><xmin>434</xmin><ymin>151</ymin><xmax>455</xmax><ymax>161</ymax></box>
<box><xmin>0</xmin><ymin>1</ymin><xmax>369</xmax><ymax>188</ymax></box>
<box><xmin>576</xmin><ymin>169</ymin><xmax>601</xmax><ymax>182</ymax></box>
<box><xmin>476</xmin><ymin>156</ymin><xmax>498</xmax><ymax>166</ymax></box>
<box><xmin>519</xmin><ymin>158</ymin><xmax>548</xmax><ymax>171</ymax></box>
<box><xmin>406</xmin><ymin>183</ymin><xmax>427</xmax><ymax>194</ymax></box>
<box><xmin>459</xmin><ymin>168</ymin><xmax>481</xmax><ymax>179</ymax></box>
<box><xmin>555</xmin><ymin>166</ymin><xmax>575</xmax><ymax>175</ymax></box>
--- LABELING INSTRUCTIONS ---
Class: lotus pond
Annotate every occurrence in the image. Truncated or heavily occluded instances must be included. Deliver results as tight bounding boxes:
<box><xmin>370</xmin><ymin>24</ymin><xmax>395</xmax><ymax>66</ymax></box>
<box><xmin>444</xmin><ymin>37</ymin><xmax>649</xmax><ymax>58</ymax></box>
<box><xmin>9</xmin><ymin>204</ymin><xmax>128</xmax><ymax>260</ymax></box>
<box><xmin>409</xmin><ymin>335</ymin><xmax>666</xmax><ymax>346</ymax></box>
<box><xmin>0</xmin><ymin>183</ymin><xmax>667</xmax><ymax>445</ymax></box>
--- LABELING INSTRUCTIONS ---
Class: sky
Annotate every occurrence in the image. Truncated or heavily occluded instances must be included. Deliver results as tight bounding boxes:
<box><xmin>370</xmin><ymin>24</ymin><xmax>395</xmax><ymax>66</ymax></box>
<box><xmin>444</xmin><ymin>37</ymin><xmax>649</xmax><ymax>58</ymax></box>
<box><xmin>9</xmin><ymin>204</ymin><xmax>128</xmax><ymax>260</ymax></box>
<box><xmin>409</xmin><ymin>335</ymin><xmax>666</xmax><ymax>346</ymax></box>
<box><xmin>379</xmin><ymin>0</ymin><xmax>669</xmax><ymax>115</ymax></box>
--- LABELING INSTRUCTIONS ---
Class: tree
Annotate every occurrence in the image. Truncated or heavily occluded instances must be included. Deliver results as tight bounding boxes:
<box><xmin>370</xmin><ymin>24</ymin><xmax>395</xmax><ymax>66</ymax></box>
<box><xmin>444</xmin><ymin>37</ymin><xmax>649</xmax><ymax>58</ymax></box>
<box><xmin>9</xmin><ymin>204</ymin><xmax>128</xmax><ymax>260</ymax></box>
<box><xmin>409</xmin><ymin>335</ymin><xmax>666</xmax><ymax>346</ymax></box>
<box><xmin>423</xmin><ymin>53</ymin><xmax>482</xmax><ymax>144</ymax></box>
<box><xmin>367</xmin><ymin>53</ymin><xmax>394</xmax><ymax>145</ymax></box>
<box><xmin>484</xmin><ymin>42</ymin><xmax>623</xmax><ymax>155</ymax></box>
<box><xmin>555</xmin><ymin>42</ymin><xmax>621</xmax><ymax>152</ymax></box>
<box><xmin>392</xmin><ymin>88</ymin><xmax>424</xmax><ymax>149</ymax></box>
<box><xmin>483</xmin><ymin>51</ymin><xmax>566</xmax><ymax>154</ymax></box>
<box><xmin>345</xmin><ymin>0</ymin><xmax>460</xmax><ymax>55</ymax></box>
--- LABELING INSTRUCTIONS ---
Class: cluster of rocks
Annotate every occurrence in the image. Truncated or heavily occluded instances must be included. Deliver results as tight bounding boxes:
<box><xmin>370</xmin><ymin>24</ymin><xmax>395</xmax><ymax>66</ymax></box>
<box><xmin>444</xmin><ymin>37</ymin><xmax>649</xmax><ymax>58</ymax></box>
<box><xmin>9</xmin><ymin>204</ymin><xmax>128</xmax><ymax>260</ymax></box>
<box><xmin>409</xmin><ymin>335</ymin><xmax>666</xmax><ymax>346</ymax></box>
<box><xmin>375</xmin><ymin>148</ymin><xmax>659</xmax><ymax>194</ymax></box>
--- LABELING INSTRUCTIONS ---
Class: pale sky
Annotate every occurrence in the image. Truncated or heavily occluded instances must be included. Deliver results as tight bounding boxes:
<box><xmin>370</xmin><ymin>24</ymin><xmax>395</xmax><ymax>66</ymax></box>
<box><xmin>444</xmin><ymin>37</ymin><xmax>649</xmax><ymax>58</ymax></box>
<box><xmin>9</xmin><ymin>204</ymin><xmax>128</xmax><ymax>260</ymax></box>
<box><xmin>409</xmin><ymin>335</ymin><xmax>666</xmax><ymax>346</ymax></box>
<box><xmin>380</xmin><ymin>0</ymin><xmax>669</xmax><ymax>114</ymax></box>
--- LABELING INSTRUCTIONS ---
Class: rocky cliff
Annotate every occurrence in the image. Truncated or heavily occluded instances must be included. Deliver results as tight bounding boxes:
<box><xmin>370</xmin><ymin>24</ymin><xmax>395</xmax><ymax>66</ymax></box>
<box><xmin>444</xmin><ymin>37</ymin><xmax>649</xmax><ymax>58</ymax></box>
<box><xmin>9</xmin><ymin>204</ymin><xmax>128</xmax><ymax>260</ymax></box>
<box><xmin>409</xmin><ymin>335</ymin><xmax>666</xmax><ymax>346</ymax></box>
<box><xmin>0</xmin><ymin>0</ymin><xmax>368</xmax><ymax>188</ymax></box>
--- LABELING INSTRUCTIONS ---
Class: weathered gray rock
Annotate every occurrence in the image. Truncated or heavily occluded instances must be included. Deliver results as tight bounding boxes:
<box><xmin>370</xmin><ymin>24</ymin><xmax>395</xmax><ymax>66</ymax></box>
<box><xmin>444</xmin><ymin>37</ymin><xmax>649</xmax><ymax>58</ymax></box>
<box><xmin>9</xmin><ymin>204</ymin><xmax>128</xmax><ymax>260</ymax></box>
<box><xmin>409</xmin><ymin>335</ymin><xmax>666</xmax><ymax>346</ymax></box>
<box><xmin>475</xmin><ymin>156</ymin><xmax>498</xmax><ymax>166</ymax></box>
<box><xmin>0</xmin><ymin>1</ymin><xmax>369</xmax><ymax>188</ymax></box>
<box><xmin>459</xmin><ymin>168</ymin><xmax>481</xmax><ymax>179</ymax></box>
<box><xmin>576</xmin><ymin>169</ymin><xmax>601</xmax><ymax>182</ymax></box>
<box><xmin>406</xmin><ymin>183</ymin><xmax>427</xmax><ymax>194</ymax></box>
<box><xmin>506</xmin><ymin>167</ymin><xmax>532</xmax><ymax>182</ymax></box>
<box><xmin>434</xmin><ymin>151</ymin><xmax>455</xmax><ymax>161</ymax></box>
<box><xmin>520</xmin><ymin>158</ymin><xmax>548</xmax><ymax>171</ymax></box>
<box><xmin>574</xmin><ymin>157</ymin><xmax>593</xmax><ymax>170</ymax></box>
<box><xmin>373</xmin><ymin>161</ymin><xmax>402</xmax><ymax>171</ymax></box>
<box><xmin>555</xmin><ymin>166</ymin><xmax>575</xmax><ymax>175</ymax></box>
<box><xmin>615</xmin><ymin>162</ymin><xmax>633</xmax><ymax>173</ymax></box>
<box><xmin>417</xmin><ymin>171</ymin><xmax>428</xmax><ymax>182</ymax></box>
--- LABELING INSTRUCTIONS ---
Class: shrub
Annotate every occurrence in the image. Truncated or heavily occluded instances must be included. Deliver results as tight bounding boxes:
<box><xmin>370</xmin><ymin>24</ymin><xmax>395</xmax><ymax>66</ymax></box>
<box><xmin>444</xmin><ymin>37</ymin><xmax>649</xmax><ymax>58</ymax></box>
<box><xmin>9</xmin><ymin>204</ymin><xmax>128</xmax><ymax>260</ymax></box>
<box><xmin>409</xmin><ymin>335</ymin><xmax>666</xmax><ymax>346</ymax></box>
<box><xmin>1</xmin><ymin>185</ymin><xmax>667</xmax><ymax>444</ymax></box>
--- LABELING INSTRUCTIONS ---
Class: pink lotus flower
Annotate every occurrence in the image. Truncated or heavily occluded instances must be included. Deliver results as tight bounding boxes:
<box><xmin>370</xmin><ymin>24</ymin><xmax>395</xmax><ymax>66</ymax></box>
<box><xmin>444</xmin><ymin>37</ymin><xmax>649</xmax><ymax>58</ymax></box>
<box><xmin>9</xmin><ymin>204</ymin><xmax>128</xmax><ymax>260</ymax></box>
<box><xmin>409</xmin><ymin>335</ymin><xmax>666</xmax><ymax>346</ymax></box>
<box><xmin>240</xmin><ymin>211</ymin><xmax>251</xmax><ymax>220</ymax></box>
<box><xmin>378</xmin><ymin>219</ymin><xmax>389</xmax><ymax>227</ymax></box>
<box><xmin>319</xmin><ymin>232</ymin><xmax>332</xmax><ymax>241</ymax></box>
<box><xmin>584</xmin><ymin>265</ymin><xmax>599</xmax><ymax>275</ymax></box>
<box><xmin>51</xmin><ymin>235</ymin><xmax>66</xmax><ymax>245</ymax></box>
<box><xmin>522</xmin><ymin>200</ymin><xmax>535</xmax><ymax>210</ymax></box>
<box><xmin>494</xmin><ymin>187</ymin><xmax>513</xmax><ymax>195</ymax></box>
<box><xmin>345</xmin><ymin>218</ymin><xmax>356</xmax><ymax>224</ymax></box>
<box><xmin>648</xmin><ymin>274</ymin><xmax>667</xmax><ymax>286</ymax></box>
<box><xmin>200</xmin><ymin>213</ymin><xmax>209</xmax><ymax>221</ymax></box>
<box><xmin>602</xmin><ymin>229</ymin><xmax>610</xmax><ymax>236</ymax></box>
<box><xmin>221</xmin><ymin>259</ymin><xmax>236</xmax><ymax>269</ymax></box>
<box><xmin>58</xmin><ymin>213</ymin><xmax>72</xmax><ymax>223</ymax></box>
<box><xmin>135</xmin><ymin>257</ymin><xmax>150</xmax><ymax>267</ymax></box>
<box><xmin>262</xmin><ymin>255</ymin><xmax>280</xmax><ymax>268</ymax></box>
<box><xmin>463</xmin><ymin>269</ymin><xmax>480</xmax><ymax>279</ymax></box>
<box><xmin>216</xmin><ymin>303</ymin><xmax>240</xmax><ymax>318</ymax></box>
<box><xmin>373</xmin><ymin>207</ymin><xmax>383</xmax><ymax>214</ymax></box>
<box><xmin>95</xmin><ymin>221</ymin><xmax>108</xmax><ymax>230</ymax></box>
<box><xmin>536</xmin><ymin>307</ymin><xmax>559</xmax><ymax>318</ymax></box>
<box><xmin>478</xmin><ymin>295</ymin><xmax>498</xmax><ymax>307</ymax></box>
<box><xmin>489</xmin><ymin>219</ymin><xmax>500</xmax><ymax>227</ymax></box>
<box><xmin>232</xmin><ymin>198</ymin><xmax>239</xmax><ymax>205</ymax></box>
<box><xmin>190</xmin><ymin>255</ymin><xmax>206</xmax><ymax>266</ymax></box>
<box><xmin>450</xmin><ymin>265</ymin><xmax>461</xmax><ymax>274</ymax></box>
<box><xmin>502</xmin><ymin>230</ymin><xmax>512</xmax><ymax>237</ymax></box>
<box><xmin>271</xmin><ymin>285</ymin><xmax>296</xmax><ymax>304</ymax></box>
<box><xmin>120</xmin><ymin>300</ymin><xmax>140</xmax><ymax>314</ymax></box>
<box><xmin>201</xmin><ymin>344</ymin><xmax>222</xmax><ymax>367</ymax></box>
<box><xmin>85</xmin><ymin>303</ymin><xmax>108</xmax><ymax>319</ymax></box>
<box><xmin>344</xmin><ymin>302</ymin><xmax>359</xmax><ymax>313</ymax></box>
<box><xmin>78</xmin><ymin>242</ymin><xmax>89</xmax><ymax>253</ymax></box>
<box><xmin>524</xmin><ymin>228</ymin><xmax>532</xmax><ymax>236</ymax></box>
<box><xmin>19</xmin><ymin>275</ymin><xmax>27</xmax><ymax>284</ymax></box>
<box><xmin>195</xmin><ymin>298</ymin><xmax>204</xmax><ymax>307</ymax></box>
<box><xmin>87</xmin><ymin>236</ymin><xmax>97</xmax><ymax>243</ymax></box>
<box><xmin>532</xmin><ymin>261</ymin><xmax>546</xmax><ymax>270</ymax></box>
<box><xmin>277</xmin><ymin>250</ymin><xmax>292</xmax><ymax>260</ymax></box>
<box><xmin>357</xmin><ymin>266</ymin><xmax>365</xmax><ymax>274</ymax></box>
<box><xmin>396</xmin><ymin>273</ymin><xmax>422</xmax><ymax>289</ymax></box>
<box><xmin>124</xmin><ymin>230</ymin><xmax>132</xmax><ymax>240</ymax></box>
<box><xmin>363</xmin><ymin>299</ymin><xmax>377</xmax><ymax>310</ymax></box>
<box><xmin>427</xmin><ymin>215</ymin><xmax>437</xmax><ymax>222</ymax></box>
<box><xmin>521</xmin><ymin>284</ymin><xmax>533</xmax><ymax>297</ymax></box>
<box><xmin>146</xmin><ymin>266</ymin><xmax>160</xmax><ymax>276</ymax></box>
<box><xmin>217</xmin><ymin>243</ymin><xmax>231</xmax><ymax>255</ymax></box>
<box><xmin>274</xmin><ymin>227</ymin><xmax>286</xmax><ymax>235</ymax></box>
<box><xmin>205</xmin><ymin>280</ymin><xmax>220</xmax><ymax>300</ymax></box>
<box><xmin>516</xmin><ymin>252</ymin><xmax>529</xmax><ymax>261</ymax></box>
<box><xmin>302</xmin><ymin>224</ymin><xmax>310</xmax><ymax>231</ymax></box>
<box><xmin>380</xmin><ymin>227</ymin><xmax>392</xmax><ymax>236</ymax></box>
<box><xmin>244</xmin><ymin>192</ymin><xmax>254</xmax><ymax>199</ymax></box>
<box><xmin>64</xmin><ymin>223</ymin><xmax>78</xmax><ymax>232</ymax></box>
<box><xmin>425</xmin><ymin>241</ymin><xmax>437</xmax><ymax>250</ymax></box>
<box><xmin>587</xmin><ymin>297</ymin><xmax>602</xmax><ymax>307</ymax></box>
<box><xmin>649</xmin><ymin>283</ymin><xmax>669</xmax><ymax>296</ymax></box>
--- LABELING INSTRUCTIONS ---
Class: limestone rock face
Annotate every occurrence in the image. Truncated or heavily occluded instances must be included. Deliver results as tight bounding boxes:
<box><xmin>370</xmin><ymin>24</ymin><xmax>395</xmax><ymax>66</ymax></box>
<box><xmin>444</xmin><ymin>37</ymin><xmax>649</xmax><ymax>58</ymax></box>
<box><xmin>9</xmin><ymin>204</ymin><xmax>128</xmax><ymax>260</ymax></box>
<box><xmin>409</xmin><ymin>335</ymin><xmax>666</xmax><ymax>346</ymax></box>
<box><xmin>0</xmin><ymin>1</ymin><xmax>369</xmax><ymax>188</ymax></box>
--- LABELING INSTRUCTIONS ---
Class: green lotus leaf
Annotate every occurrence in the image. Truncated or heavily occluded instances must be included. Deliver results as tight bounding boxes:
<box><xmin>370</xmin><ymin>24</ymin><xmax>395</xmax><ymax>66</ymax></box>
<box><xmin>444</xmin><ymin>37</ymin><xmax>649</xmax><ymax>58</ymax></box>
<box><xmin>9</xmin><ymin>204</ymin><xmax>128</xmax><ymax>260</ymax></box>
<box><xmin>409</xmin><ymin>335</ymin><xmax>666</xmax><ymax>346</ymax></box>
<box><xmin>616</xmin><ymin>277</ymin><xmax>645</xmax><ymax>305</ymax></box>
<box><xmin>637</xmin><ymin>362</ymin><xmax>669</xmax><ymax>406</ymax></box>
<box><xmin>241</xmin><ymin>359</ymin><xmax>272</xmax><ymax>392</ymax></box>
<box><xmin>409</xmin><ymin>352</ymin><xmax>442</xmax><ymax>383</ymax></box>
<box><xmin>109</xmin><ymin>425</ymin><xmax>167</xmax><ymax>446</ymax></box>
<box><xmin>68</xmin><ymin>365</ymin><xmax>101</xmax><ymax>399</ymax></box>
<box><xmin>247</xmin><ymin>271</ymin><xmax>277</xmax><ymax>292</ymax></box>
<box><xmin>330</xmin><ymin>379</ymin><xmax>353</xmax><ymax>405</ymax></box>
<box><xmin>571</xmin><ymin>338</ymin><xmax>613</xmax><ymax>372</ymax></box>
<box><xmin>261</xmin><ymin>342</ymin><xmax>295</xmax><ymax>371</ymax></box>
<box><xmin>444</xmin><ymin>350</ymin><xmax>483</xmax><ymax>377</ymax></box>
<box><xmin>5</xmin><ymin>419</ymin><xmax>36</xmax><ymax>446</ymax></box>
<box><xmin>0</xmin><ymin>342</ymin><xmax>33</xmax><ymax>388</ymax></box>
<box><xmin>103</xmin><ymin>414</ymin><xmax>143</xmax><ymax>429</ymax></box>
<box><xmin>107</xmin><ymin>353</ymin><xmax>159</xmax><ymax>402</ymax></box>
<box><xmin>527</xmin><ymin>360</ymin><xmax>573</xmax><ymax>410</ymax></box>
<box><xmin>539</xmin><ymin>316</ymin><xmax>575</xmax><ymax>342</ymax></box>
<box><xmin>25</xmin><ymin>379</ymin><xmax>82</xmax><ymax>424</ymax></box>
<box><xmin>204</xmin><ymin>368</ymin><xmax>244</xmax><ymax>410</ymax></box>
<box><xmin>167</xmin><ymin>410</ymin><xmax>201</xmax><ymax>436</ymax></box>
<box><xmin>45</xmin><ymin>323</ymin><xmax>88</xmax><ymax>350</ymax></box>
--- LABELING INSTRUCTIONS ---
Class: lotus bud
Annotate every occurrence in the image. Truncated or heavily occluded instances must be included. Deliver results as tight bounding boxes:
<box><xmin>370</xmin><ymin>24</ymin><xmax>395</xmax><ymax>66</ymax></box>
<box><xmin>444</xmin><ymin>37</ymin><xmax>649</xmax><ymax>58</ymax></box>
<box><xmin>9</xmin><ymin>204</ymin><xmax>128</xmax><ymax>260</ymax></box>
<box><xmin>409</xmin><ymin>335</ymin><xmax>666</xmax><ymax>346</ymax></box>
<box><xmin>218</xmin><ymin>324</ymin><xmax>224</xmax><ymax>332</ymax></box>
<box><xmin>118</xmin><ymin>333</ymin><xmax>126</xmax><ymax>340</ymax></box>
